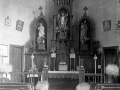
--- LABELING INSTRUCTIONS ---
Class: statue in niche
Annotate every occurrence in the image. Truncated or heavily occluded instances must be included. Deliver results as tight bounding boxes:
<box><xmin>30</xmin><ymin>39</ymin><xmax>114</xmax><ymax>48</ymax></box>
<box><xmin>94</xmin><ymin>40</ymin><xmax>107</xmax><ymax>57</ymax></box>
<box><xmin>37</xmin><ymin>23</ymin><xmax>45</xmax><ymax>44</ymax></box>
<box><xmin>57</xmin><ymin>11</ymin><xmax>68</xmax><ymax>30</ymax></box>
<box><xmin>56</xmin><ymin>11</ymin><xmax>68</xmax><ymax>39</ymax></box>
<box><xmin>80</xmin><ymin>20</ymin><xmax>89</xmax><ymax>44</ymax></box>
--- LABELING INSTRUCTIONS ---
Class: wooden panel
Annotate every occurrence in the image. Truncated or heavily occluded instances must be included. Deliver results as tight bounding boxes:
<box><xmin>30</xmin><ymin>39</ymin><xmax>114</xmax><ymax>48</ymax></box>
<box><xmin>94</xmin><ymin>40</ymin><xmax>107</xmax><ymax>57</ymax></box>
<box><xmin>49</xmin><ymin>78</ymin><xmax>79</xmax><ymax>90</ymax></box>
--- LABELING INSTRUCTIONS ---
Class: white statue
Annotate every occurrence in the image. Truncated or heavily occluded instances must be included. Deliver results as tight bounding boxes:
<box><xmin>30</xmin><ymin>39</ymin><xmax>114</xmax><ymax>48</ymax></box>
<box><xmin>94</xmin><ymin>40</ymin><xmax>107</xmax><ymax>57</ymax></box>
<box><xmin>37</xmin><ymin>23</ymin><xmax>45</xmax><ymax>44</ymax></box>
<box><xmin>38</xmin><ymin>23</ymin><xmax>45</xmax><ymax>38</ymax></box>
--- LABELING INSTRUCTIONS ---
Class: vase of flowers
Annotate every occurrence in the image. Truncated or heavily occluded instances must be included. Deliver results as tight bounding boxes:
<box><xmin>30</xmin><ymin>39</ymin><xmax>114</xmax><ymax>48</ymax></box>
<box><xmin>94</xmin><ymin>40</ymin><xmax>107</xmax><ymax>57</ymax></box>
<box><xmin>105</xmin><ymin>64</ymin><xmax>119</xmax><ymax>83</ymax></box>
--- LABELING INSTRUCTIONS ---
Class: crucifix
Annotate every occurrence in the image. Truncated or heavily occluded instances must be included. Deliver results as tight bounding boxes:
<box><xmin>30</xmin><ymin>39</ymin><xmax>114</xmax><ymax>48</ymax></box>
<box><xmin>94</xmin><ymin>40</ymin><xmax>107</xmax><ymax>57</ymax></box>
<box><xmin>38</xmin><ymin>6</ymin><xmax>43</xmax><ymax>14</ymax></box>
<box><xmin>39</xmin><ymin>6</ymin><xmax>43</xmax><ymax>11</ymax></box>
<box><xmin>83</xmin><ymin>6</ymin><xmax>88</xmax><ymax>14</ymax></box>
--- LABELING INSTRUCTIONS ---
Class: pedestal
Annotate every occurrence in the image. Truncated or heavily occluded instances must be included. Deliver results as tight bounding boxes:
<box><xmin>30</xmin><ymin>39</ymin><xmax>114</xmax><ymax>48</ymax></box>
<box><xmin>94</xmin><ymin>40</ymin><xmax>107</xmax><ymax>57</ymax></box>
<box><xmin>37</xmin><ymin>44</ymin><xmax>45</xmax><ymax>50</ymax></box>
<box><xmin>79</xmin><ymin>68</ymin><xmax>85</xmax><ymax>83</ymax></box>
<box><xmin>70</xmin><ymin>54</ymin><xmax>75</xmax><ymax>71</ymax></box>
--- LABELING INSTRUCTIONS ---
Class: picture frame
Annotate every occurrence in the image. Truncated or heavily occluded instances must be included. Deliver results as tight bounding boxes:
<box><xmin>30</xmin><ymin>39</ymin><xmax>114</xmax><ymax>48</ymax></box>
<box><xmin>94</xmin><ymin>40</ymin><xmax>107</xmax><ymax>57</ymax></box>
<box><xmin>16</xmin><ymin>20</ymin><xmax>24</xmax><ymax>31</ymax></box>
<box><xmin>5</xmin><ymin>17</ymin><xmax>11</xmax><ymax>26</ymax></box>
<box><xmin>103</xmin><ymin>20</ymin><xmax>111</xmax><ymax>31</ymax></box>
<box><xmin>116</xmin><ymin>21</ymin><xmax>120</xmax><ymax>30</ymax></box>
<box><xmin>0</xmin><ymin>44</ymin><xmax>8</xmax><ymax>56</ymax></box>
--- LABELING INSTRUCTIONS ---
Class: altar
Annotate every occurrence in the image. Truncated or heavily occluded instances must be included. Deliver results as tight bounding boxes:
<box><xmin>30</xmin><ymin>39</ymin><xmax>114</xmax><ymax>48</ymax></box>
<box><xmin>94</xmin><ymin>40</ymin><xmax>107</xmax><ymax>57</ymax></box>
<box><xmin>48</xmin><ymin>71</ymin><xmax>80</xmax><ymax>90</ymax></box>
<box><xmin>48</xmin><ymin>71</ymin><xmax>79</xmax><ymax>79</ymax></box>
<box><xmin>48</xmin><ymin>69</ymin><xmax>85</xmax><ymax>83</ymax></box>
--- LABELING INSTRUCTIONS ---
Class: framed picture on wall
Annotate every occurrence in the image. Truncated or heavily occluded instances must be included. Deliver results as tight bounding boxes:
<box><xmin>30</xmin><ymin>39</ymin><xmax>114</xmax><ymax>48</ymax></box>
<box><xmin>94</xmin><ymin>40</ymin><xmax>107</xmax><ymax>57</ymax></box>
<box><xmin>16</xmin><ymin>20</ymin><xmax>24</xmax><ymax>31</ymax></box>
<box><xmin>103</xmin><ymin>20</ymin><xmax>111</xmax><ymax>31</ymax></box>
<box><xmin>116</xmin><ymin>21</ymin><xmax>120</xmax><ymax>30</ymax></box>
<box><xmin>5</xmin><ymin>17</ymin><xmax>11</xmax><ymax>26</ymax></box>
<box><xmin>0</xmin><ymin>44</ymin><xmax>8</xmax><ymax>56</ymax></box>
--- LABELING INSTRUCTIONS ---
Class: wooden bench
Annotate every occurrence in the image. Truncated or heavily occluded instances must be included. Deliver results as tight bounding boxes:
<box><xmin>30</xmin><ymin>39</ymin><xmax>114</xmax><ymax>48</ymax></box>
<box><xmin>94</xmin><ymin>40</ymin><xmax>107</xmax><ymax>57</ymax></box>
<box><xmin>0</xmin><ymin>83</ymin><xmax>31</xmax><ymax>90</ymax></box>
<box><xmin>90</xmin><ymin>83</ymin><xmax>120</xmax><ymax>90</ymax></box>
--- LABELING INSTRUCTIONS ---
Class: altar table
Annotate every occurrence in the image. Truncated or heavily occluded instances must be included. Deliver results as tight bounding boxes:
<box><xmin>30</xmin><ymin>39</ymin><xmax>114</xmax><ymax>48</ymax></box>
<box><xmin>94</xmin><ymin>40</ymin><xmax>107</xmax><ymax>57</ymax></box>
<box><xmin>48</xmin><ymin>71</ymin><xmax>79</xmax><ymax>79</ymax></box>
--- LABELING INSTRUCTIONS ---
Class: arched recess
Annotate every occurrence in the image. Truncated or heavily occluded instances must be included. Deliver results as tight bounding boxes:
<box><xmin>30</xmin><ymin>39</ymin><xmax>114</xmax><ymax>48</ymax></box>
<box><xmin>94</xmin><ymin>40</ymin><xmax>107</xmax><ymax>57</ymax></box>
<box><xmin>35</xmin><ymin>12</ymin><xmax>48</xmax><ymax>50</ymax></box>
<box><xmin>78</xmin><ymin>13</ymin><xmax>95</xmax><ymax>51</ymax></box>
<box><xmin>56</xmin><ymin>7</ymin><xmax>70</xmax><ymax>40</ymax></box>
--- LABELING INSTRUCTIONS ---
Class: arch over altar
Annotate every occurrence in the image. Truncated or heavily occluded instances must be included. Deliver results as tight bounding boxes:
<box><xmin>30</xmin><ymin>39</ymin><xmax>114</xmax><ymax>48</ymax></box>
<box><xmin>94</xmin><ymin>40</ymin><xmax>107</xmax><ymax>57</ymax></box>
<box><xmin>34</xmin><ymin>8</ymin><xmax>48</xmax><ymax>51</ymax></box>
<box><xmin>79</xmin><ymin>7</ymin><xmax>94</xmax><ymax>51</ymax></box>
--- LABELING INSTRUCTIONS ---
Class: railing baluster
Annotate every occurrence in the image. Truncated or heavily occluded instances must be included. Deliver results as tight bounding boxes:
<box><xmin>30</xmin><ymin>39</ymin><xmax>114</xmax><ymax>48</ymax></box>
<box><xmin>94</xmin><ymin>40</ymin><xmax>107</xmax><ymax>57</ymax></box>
<box><xmin>97</xmin><ymin>76</ymin><xmax>99</xmax><ymax>83</ymax></box>
<box><xmin>93</xmin><ymin>76</ymin><xmax>95</xmax><ymax>82</ymax></box>
<box><xmin>85</xmin><ymin>73</ymin><xmax>104</xmax><ymax>83</ymax></box>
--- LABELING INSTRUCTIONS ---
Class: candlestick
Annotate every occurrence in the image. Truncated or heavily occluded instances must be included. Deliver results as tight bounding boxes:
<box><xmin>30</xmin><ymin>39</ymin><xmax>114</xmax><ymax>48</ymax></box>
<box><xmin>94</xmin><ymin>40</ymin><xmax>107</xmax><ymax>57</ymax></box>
<box><xmin>94</xmin><ymin>54</ymin><xmax>97</xmax><ymax>83</ymax></box>
<box><xmin>31</xmin><ymin>53</ymin><xmax>35</xmax><ymax>68</ymax></box>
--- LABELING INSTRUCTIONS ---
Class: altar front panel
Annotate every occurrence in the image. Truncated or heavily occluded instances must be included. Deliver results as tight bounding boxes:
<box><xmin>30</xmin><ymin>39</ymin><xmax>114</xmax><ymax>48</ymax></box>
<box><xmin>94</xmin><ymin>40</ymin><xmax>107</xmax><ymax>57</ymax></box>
<box><xmin>48</xmin><ymin>71</ymin><xmax>79</xmax><ymax>79</ymax></box>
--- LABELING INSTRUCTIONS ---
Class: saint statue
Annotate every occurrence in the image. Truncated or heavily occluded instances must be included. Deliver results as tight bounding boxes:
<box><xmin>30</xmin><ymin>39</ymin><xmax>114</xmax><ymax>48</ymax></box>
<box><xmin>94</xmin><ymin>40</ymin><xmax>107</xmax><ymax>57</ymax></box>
<box><xmin>57</xmin><ymin>11</ymin><xmax>68</xmax><ymax>30</ymax></box>
<box><xmin>80</xmin><ymin>20</ymin><xmax>89</xmax><ymax>44</ymax></box>
<box><xmin>37</xmin><ymin>23</ymin><xmax>45</xmax><ymax>44</ymax></box>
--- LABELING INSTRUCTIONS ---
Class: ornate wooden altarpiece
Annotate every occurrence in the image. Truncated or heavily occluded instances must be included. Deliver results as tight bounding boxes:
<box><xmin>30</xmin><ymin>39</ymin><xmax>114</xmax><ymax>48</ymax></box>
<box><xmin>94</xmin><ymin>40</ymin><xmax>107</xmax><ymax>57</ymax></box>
<box><xmin>50</xmin><ymin>0</ymin><xmax>74</xmax><ymax>71</ymax></box>
<box><xmin>78</xmin><ymin>7</ymin><xmax>101</xmax><ymax>73</ymax></box>
<box><xmin>34</xmin><ymin>6</ymin><xmax>48</xmax><ymax>51</ymax></box>
<box><xmin>79</xmin><ymin>6</ymin><xmax>94</xmax><ymax>52</ymax></box>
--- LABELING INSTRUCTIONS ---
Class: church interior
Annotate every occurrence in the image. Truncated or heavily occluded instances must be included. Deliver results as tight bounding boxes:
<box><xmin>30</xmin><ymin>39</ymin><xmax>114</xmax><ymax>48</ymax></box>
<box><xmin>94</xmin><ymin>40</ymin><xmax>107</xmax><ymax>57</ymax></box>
<box><xmin>0</xmin><ymin>0</ymin><xmax>120</xmax><ymax>90</ymax></box>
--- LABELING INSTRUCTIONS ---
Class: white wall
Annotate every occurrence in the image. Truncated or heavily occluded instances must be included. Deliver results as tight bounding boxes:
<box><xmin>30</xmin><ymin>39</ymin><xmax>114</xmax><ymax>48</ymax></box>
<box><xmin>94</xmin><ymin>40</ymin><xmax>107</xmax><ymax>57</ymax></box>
<box><xmin>0</xmin><ymin>0</ymin><xmax>47</xmax><ymax>63</ymax></box>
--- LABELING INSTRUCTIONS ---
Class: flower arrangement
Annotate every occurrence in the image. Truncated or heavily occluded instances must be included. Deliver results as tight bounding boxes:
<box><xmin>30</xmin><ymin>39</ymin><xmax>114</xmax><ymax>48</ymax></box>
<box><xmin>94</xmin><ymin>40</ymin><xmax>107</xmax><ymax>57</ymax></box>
<box><xmin>105</xmin><ymin>64</ymin><xmax>119</xmax><ymax>77</ymax></box>
<box><xmin>37</xmin><ymin>36</ymin><xmax>45</xmax><ymax>44</ymax></box>
<box><xmin>76</xmin><ymin>83</ymin><xmax>90</xmax><ymax>90</ymax></box>
<box><xmin>24</xmin><ymin>40</ymin><xmax>34</xmax><ymax>52</ymax></box>
<box><xmin>35</xmin><ymin>81</ymin><xmax>49</xmax><ymax>90</ymax></box>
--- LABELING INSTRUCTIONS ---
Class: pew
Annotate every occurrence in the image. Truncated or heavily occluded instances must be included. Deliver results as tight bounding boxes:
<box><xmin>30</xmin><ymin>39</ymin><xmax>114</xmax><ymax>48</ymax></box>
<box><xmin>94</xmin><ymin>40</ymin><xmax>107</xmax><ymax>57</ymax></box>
<box><xmin>90</xmin><ymin>83</ymin><xmax>120</xmax><ymax>90</ymax></box>
<box><xmin>0</xmin><ymin>83</ymin><xmax>31</xmax><ymax>90</ymax></box>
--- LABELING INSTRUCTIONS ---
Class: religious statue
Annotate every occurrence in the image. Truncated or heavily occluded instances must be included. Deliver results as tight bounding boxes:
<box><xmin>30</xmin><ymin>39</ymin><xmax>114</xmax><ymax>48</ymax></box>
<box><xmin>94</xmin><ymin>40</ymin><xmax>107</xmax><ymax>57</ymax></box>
<box><xmin>57</xmin><ymin>11</ymin><xmax>68</xmax><ymax>30</ymax></box>
<box><xmin>37</xmin><ymin>23</ymin><xmax>45</xmax><ymax>44</ymax></box>
<box><xmin>80</xmin><ymin>20</ymin><xmax>89</xmax><ymax>44</ymax></box>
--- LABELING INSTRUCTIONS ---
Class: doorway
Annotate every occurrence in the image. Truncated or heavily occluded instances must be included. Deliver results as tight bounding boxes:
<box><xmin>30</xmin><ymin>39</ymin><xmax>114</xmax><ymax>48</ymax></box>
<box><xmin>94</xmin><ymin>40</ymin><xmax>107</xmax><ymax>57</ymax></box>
<box><xmin>103</xmin><ymin>46</ymin><xmax>119</xmax><ymax>82</ymax></box>
<box><xmin>9</xmin><ymin>45</ymin><xmax>23</xmax><ymax>82</ymax></box>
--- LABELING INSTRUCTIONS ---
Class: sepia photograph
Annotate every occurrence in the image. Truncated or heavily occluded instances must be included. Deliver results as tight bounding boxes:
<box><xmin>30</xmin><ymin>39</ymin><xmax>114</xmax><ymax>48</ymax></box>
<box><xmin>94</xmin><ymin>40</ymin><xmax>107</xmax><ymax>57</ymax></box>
<box><xmin>0</xmin><ymin>0</ymin><xmax>120</xmax><ymax>90</ymax></box>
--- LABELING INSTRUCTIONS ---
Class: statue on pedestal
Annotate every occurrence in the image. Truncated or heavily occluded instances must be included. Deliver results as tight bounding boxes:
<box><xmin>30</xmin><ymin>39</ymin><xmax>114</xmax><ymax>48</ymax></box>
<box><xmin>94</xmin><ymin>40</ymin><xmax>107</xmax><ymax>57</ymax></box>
<box><xmin>80</xmin><ymin>20</ymin><xmax>89</xmax><ymax>44</ymax></box>
<box><xmin>37</xmin><ymin>23</ymin><xmax>45</xmax><ymax>44</ymax></box>
<box><xmin>37</xmin><ymin>23</ymin><xmax>46</xmax><ymax>49</ymax></box>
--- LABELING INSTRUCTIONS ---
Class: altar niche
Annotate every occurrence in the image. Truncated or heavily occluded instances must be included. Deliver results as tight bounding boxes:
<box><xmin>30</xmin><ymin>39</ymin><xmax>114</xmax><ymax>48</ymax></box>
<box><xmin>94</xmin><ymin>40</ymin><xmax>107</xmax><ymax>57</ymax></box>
<box><xmin>56</xmin><ymin>8</ymin><xmax>70</xmax><ymax>40</ymax></box>
<box><xmin>79</xmin><ymin>16</ymin><xmax>94</xmax><ymax>52</ymax></box>
<box><xmin>36</xmin><ymin>18</ymin><xmax>47</xmax><ymax>50</ymax></box>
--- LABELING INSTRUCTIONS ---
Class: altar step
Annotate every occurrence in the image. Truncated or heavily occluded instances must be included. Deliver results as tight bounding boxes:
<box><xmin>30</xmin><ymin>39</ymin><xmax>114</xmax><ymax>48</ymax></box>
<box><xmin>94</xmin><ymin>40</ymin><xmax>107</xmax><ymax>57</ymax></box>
<box><xmin>48</xmin><ymin>78</ymin><xmax>79</xmax><ymax>90</ymax></box>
